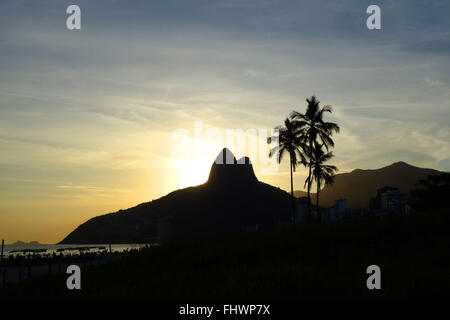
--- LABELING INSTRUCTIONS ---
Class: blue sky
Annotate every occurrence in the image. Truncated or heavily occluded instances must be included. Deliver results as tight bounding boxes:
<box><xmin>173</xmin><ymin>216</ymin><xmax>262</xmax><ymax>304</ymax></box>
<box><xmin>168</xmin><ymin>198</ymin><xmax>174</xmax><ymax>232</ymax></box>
<box><xmin>0</xmin><ymin>0</ymin><xmax>449</xmax><ymax>242</ymax></box>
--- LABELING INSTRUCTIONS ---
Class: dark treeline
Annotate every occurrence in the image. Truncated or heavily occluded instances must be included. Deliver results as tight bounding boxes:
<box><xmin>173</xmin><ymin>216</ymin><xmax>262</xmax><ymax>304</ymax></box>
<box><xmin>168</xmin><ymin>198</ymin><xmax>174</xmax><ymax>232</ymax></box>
<box><xmin>2</xmin><ymin>207</ymin><xmax>449</xmax><ymax>299</ymax></box>
<box><xmin>410</xmin><ymin>172</ymin><xmax>450</xmax><ymax>211</ymax></box>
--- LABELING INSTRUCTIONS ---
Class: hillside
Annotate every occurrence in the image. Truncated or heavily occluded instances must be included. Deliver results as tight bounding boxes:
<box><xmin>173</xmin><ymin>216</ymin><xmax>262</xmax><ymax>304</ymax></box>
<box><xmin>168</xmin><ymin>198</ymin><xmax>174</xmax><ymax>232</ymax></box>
<box><xmin>60</xmin><ymin>148</ymin><xmax>292</xmax><ymax>244</ymax></box>
<box><xmin>294</xmin><ymin>161</ymin><xmax>442</xmax><ymax>209</ymax></box>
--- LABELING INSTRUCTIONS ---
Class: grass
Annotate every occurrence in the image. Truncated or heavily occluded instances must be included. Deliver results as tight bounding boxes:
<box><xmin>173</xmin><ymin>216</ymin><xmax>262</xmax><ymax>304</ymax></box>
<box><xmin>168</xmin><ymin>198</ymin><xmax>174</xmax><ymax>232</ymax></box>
<box><xmin>2</xmin><ymin>211</ymin><xmax>450</xmax><ymax>300</ymax></box>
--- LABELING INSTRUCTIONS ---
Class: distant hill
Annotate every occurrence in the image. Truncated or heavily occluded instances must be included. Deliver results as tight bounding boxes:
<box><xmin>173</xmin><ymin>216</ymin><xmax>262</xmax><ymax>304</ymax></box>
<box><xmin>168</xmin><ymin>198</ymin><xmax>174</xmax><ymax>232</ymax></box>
<box><xmin>60</xmin><ymin>148</ymin><xmax>292</xmax><ymax>244</ymax></box>
<box><xmin>294</xmin><ymin>161</ymin><xmax>442</xmax><ymax>209</ymax></box>
<box><xmin>11</xmin><ymin>240</ymin><xmax>40</xmax><ymax>245</ymax></box>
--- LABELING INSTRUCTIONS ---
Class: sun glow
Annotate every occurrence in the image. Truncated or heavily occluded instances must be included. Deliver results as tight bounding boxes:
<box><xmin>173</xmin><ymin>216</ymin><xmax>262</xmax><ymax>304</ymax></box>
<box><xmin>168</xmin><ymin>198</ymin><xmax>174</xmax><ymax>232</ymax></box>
<box><xmin>171</xmin><ymin>129</ymin><xmax>225</xmax><ymax>189</ymax></box>
<box><xmin>170</xmin><ymin>122</ymin><xmax>278</xmax><ymax>189</ymax></box>
<box><xmin>176</xmin><ymin>158</ymin><xmax>212</xmax><ymax>188</ymax></box>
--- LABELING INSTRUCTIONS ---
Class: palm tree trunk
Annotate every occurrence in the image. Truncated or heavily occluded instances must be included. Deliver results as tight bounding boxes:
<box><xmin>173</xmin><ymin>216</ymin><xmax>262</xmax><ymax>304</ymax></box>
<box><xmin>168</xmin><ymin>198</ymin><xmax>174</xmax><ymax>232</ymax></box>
<box><xmin>307</xmin><ymin>163</ymin><xmax>312</xmax><ymax>211</ymax></box>
<box><xmin>316</xmin><ymin>183</ymin><xmax>321</xmax><ymax>223</ymax></box>
<box><xmin>307</xmin><ymin>139</ymin><xmax>313</xmax><ymax>223</ymax></box>
<box><xmin>290</xmin><ymin>158</ymin><xmax>296</xmax><ymax>226</ymax></box>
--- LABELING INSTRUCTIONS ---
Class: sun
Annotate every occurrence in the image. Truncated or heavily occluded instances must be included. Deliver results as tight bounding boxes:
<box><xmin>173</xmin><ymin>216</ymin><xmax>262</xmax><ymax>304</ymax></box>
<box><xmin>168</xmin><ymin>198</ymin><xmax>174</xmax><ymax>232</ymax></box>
<box><xmin>176</xmin><ymin>158</ymin><xmax>212</xmax><ymax>189</ymax></box>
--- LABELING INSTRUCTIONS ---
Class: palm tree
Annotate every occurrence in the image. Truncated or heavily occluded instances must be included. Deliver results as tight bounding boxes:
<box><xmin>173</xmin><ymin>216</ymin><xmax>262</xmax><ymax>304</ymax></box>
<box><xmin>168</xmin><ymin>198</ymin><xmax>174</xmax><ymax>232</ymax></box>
<box><xmin>305</xmin><ymin>142</ymin><xmax>337</xmax><ymax>222</ymax></box>
<box><xmin>267</xmin><ymin>118</ymin><xmax>306</xmax><ymax>225</ymax></box>
<box><xmin>291</xmin><ymin>96</ymin><xmax>340</xmax><ymax>222</ymax></box>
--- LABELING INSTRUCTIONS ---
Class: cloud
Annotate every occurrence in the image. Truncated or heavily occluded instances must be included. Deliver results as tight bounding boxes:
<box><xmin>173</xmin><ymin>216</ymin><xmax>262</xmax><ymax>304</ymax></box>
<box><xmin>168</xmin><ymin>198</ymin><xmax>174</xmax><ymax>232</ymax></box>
<box><xmin>424</xmin><ymin>77</ymin><xmax>444</xmax><ymax>87</ymax></box>
<box><xmin>55</xmin><ymin>185</ymin><xmax>131</xmax><ymax>193</ymax></box>
<box><xmin>438</xmin><ymin>158</ymin><xmax>450</xmax><ymax>171</ymax></box>
<box><xmin>0</xmin><ymin>0</ymin><xmax>449</xmax><ymax>188</ymax></box>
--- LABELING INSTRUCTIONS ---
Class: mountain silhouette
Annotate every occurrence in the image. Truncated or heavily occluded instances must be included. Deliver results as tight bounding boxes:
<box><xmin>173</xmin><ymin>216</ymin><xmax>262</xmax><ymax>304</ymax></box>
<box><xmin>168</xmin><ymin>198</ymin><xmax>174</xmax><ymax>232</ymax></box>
<box><xmin>208</xmin><ymin>148</ymin><xmax>257</xmax><ymax>186</ymax></box>
<box><xmin>294</xmin><ymin>161</ymin><xmax>442</xmax><ymax>209</ymax></box>
<box><xmin>60</xmin><ymin>148</ymin><xmax>291</xmax><ymax>244</ymax></box>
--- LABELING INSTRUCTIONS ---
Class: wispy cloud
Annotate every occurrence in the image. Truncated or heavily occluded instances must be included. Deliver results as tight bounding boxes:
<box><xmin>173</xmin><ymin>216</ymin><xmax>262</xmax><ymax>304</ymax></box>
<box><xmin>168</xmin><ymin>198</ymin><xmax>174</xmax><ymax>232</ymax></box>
<box><xmin>55</xmin><ymin>185</ymin><xmax>131</xmax><ymax>193</ymax></box>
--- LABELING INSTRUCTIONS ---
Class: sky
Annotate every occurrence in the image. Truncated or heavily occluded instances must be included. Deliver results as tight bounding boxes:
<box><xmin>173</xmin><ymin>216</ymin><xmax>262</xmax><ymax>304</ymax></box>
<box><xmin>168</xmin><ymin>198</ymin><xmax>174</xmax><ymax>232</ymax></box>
<box><xmin>0</xmin><ymin>0</ymin><xmax>449</xmax><ymax>243</ymax></box>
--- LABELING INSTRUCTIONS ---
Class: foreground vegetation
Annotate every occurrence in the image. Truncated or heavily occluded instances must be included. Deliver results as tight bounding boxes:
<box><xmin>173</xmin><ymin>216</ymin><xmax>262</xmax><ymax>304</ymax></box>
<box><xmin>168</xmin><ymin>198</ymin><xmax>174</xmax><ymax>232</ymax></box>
<box><xmin>2</xmin><ymin>210</ymin><xmax>450</xmax><ymax>300</ymax></box>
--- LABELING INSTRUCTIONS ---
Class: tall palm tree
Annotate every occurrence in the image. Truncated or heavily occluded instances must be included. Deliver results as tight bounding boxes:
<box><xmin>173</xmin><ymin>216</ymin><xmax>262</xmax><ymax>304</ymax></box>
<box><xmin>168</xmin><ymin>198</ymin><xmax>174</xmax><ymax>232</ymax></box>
<box><xmin>267</xmin><ymin>118</ymin><xmax>306</xmax><ymax>225</ymax></box>
<box><xmin>291</xmin><ymin>96</ymin><xmax>340</xmax><ymax>222</ymax></box>
<box><xmin>305</xmin><ymin>142</ymin><xmax>337</xmax><ymax>222</ymax></box>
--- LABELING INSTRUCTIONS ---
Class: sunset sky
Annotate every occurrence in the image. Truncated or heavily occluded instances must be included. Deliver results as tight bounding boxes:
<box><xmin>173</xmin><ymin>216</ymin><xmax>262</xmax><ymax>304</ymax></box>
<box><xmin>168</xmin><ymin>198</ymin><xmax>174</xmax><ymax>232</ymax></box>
<box><xmin>1</xmin><ymin>0</ymin><xmax>449</xmax><ymax>243</ymax></box>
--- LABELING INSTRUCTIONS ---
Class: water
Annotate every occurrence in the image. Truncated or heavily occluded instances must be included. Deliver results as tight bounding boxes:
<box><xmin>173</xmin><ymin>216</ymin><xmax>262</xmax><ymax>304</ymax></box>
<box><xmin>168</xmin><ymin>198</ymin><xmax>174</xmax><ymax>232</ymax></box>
<box><xmin>1</xmin><ymin>243</ymin><xmax>148</xmax><ymax>256</ymax></box>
